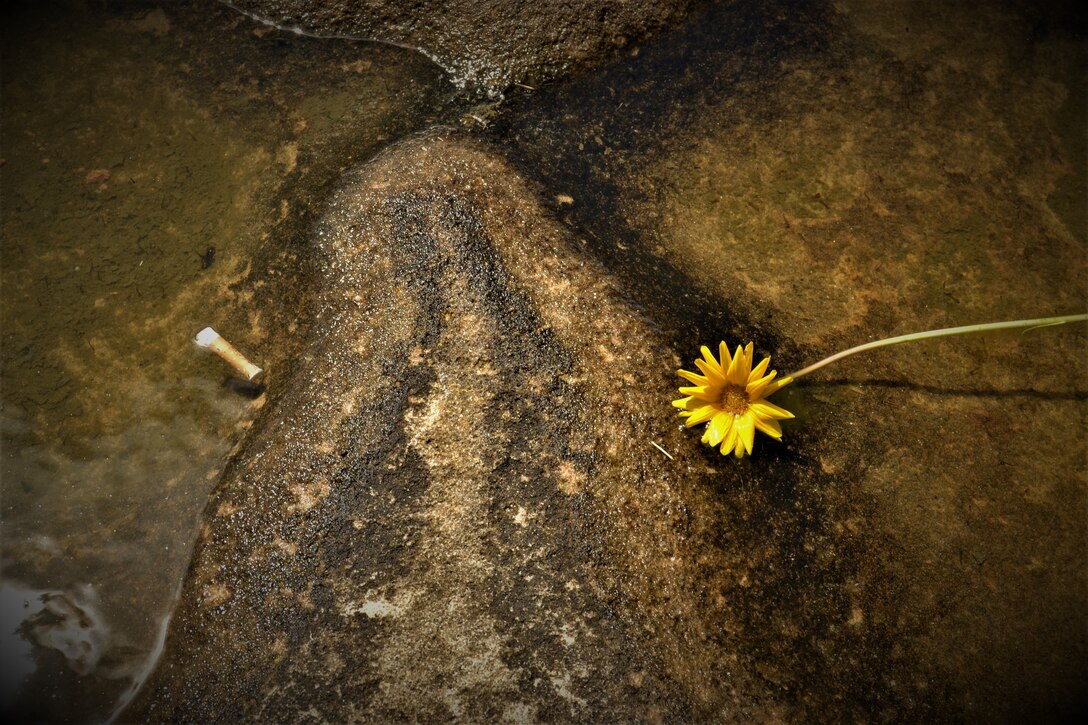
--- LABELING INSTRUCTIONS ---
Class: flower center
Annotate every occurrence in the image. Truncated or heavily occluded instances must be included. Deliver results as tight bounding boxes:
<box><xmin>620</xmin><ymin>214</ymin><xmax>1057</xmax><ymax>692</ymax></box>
<box><xmin>718</xmin><ymin>384</ymin><xmax>750</xmax><ymax>415</ymax></box>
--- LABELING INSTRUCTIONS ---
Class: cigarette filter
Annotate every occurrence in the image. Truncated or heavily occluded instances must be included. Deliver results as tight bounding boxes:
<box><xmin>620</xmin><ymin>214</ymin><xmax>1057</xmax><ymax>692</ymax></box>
<box><xmin>195</xmin><ymin>327</ymin><xmax>263</xmax><ymax>382</ymax></box>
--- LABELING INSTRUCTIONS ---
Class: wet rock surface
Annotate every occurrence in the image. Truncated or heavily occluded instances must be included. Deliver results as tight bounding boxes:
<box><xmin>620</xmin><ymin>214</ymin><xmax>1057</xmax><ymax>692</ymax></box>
<box><xmin>227</xmin><ymin>0</ymin><xmax>709</xmax><ymax>92</ymax></box>
<box><xmin>125</xmin><ymin>0</ymin><xmax>1085</xmax><ymax>721</ymax></box>
<box><xmin>127</xmin><ymin>132</ymin><xmax>714</xmax><ymax>721</ymax></box>
<box><xmin>128</xmin><ymin>127</ymin><xmax>915</xmax><ymax>722</ymax></box>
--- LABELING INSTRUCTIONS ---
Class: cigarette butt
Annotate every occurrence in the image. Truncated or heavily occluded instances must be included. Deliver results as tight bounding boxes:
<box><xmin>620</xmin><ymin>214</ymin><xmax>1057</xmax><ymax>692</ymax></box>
<box><xmin>195</xmin><ymin>327</ymin><xmax>263</xmax><ymax>382</ymax></box>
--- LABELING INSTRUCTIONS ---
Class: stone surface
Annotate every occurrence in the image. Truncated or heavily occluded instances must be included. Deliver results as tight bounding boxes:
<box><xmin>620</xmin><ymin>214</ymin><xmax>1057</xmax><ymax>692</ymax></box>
<box><xmin>124</xmin><ymin>0</ymin><xmax>1086</xmax><ymax>721</ymax></box>
<box><xmin>228</xmin><ymin>0</ymin><xmax>710</xmax><ymax>92</ymax></box>
<box><xmin>127</xmin><ymin>131</ymin><xmax>742</xmax><ymax>721</ymax></box>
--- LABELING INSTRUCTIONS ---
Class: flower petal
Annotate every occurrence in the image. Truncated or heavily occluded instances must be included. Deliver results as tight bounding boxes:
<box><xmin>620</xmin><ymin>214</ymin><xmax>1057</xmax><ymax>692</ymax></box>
<box><xmin>753</xmin><ymin>416</ymin><xmax>783</xmax><ymax>439</ymax></box>
<box><xmin>694</xmin><ymin>358</ymin><xmax>725</xmax><ymax>383</ymax></box>
<box><xmin>678</xmin><ymin>385</ymin><xmax>711</xmax><ymax>398</ymax></box>
<box><xmin>725</xmin><ymin>345</ymin><xmax>744</xmax><ymax>384</ymax></box>
<box><xmin>750</xmin><ymin>400</ymin><xmax>795</xmax><ymax>420</ymax></box>
<box><xmin>706</xmin><ymin>411</ymin><xmax>735</xmax><ymax>446</ymax></box>
<box><xmin>720</xmin><ymin>426</ymin><xmax>738</xmax><ymax>456</ymax></box>
<box><xmin>677</xmin><ymin>368</ymin><xmax>709</xmax><ymax>386</ymax></box>
<box><xmin>745</xmin><ymin>370</ymin><xmax>779</xmax><ymax>400</ymax></box>
<box><xmin>699</xmin><ymin>345</ymin><xmax>723</xmax><ymax>376</ymax></box>
<box><xmin>747</xmin><ymin>356</ymin><xmax>770</xmax><ymax>385</ymax></box>
<box><xmin>740</xmin><ymin>343</ymin><xmax>754</xmax><ymax>381</ymax></box>
<box><xmin>683</xmin><ymin>405</ymin><xmax>718</xmax><ymax>427</ymax></box>
<box><xmin>718</xmin><ymin>341</ymin><xmax>733</xmax><ymax>372</ymax></box>
<box><xmin>727</xmin><ymin>343</ymin><xmax>754</xmax><ymax>385</ymax></box>
<box><xmin>736</xmin><ymin>411</ymin><xmax>756</xmax><ymax>455</ymax></box>
<box><xmin>672</xmin><ymin>396</ymin><xmax>694</xmax><ymax>410</ymax></box>
<box><xmin>761</xmin><ymin>375</ymin><xmax>793</xmax><ymax>397</ymax></box>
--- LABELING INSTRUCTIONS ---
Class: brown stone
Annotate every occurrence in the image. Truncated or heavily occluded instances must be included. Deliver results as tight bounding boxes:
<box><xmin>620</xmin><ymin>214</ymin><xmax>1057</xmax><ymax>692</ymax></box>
<box><xmin>229</xmin><ymin>0</ymin><xmax>712</xmax><ymax>92</ymax></box>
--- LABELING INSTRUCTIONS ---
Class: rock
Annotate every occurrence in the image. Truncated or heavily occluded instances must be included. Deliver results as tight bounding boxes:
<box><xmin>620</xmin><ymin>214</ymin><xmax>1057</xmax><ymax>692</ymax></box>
<box><xmin>122</xmin><ymin>1</ymin><xmax>1088</xmax><ymax>720</ymax></box>
<box><xmin>228</xmin><ymin>0</ymin><xmax>712</xmax><ymax>92</ymax></box>
<box><xmin>124</xmin><ymin>129</ymin><xmax>827</xmax><ymax>721</ymax></box>
<box><xmin>83</xmin><ymin>168</ymin><xmax>111</xmax><ymax>184</ymax></box>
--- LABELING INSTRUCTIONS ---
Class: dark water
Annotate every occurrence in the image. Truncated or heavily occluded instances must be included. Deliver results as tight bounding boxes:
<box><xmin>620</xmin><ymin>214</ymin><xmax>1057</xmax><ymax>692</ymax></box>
<box><xmin>0</xmin><ymin>3</ymin><xmax>452</xmax><ymax>720</ymax></box>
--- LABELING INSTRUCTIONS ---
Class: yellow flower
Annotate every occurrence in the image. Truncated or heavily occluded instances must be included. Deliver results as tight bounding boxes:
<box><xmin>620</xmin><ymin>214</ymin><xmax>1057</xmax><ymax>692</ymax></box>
<box><xmin>672</xmin><ymin>342</ymin><xmax>794</xmax><ymax>457</ymax></box>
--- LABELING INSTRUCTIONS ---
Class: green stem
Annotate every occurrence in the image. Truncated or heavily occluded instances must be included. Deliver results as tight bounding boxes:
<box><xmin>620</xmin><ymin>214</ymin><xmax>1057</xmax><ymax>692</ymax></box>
<box><xmin>789</xmin><ymin>313</ymin><xmax>1088</xmax><ymax>380</ymax></box>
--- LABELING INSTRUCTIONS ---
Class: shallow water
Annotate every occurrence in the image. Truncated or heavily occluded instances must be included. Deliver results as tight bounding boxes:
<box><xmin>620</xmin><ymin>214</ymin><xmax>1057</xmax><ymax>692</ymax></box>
<box><xmin>3</xmin><ymin>0</ymin><xmax>1085</xmax><ymax>721</ymax></box>
<box><xmin>0</xmin><ymin>3</ymin><xmax>451</xmax><ymax>720</ymax></box>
